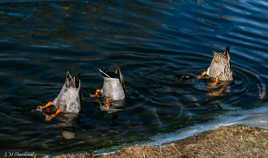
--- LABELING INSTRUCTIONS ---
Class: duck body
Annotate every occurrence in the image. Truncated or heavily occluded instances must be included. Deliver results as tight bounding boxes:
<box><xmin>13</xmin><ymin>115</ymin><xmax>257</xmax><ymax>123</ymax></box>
<box><xmin>102</xmin><ymin>75</ymin><xmax>125</xmax><ymax>101</ymax></box>
<box><xmin>206</xmin><ymin>47</ymin><xmax>233</xmax><ymax>81</ymax></box>
<box><xmin>53</xmin><ymin>72</ymin><xmax>82</xmax><ymax>113</ymax></box>
<box><xmin>90</xmin><ymin>65</ymin><xmax>126</xmax><ymax>111</ymax></box>
<box><xmin>37</xmin><ymin>71</ymin><xmax>81</xmax><ymax>121</ymax></box>
<box><xmin>93</xmin><ymin>65</ymin><xmax>126</xmax><ymax>101</ymax></box>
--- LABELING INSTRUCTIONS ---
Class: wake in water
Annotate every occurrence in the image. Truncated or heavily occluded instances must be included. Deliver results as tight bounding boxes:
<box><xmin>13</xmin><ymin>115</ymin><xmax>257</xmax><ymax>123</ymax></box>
<box><xmin>0</xmin><ymin>0</ymin><xmax>267</xmax><ymax>153</ymax></box>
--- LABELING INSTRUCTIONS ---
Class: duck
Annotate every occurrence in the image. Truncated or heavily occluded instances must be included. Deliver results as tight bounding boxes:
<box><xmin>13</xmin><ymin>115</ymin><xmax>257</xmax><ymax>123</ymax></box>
<box><xmin>198</xmin><ymin>47</ymin><xmax>233</xmax><ymax>85</ymax></box>
<box><xmin>37</xmin><ymin>71</ymin><xmax>82</xmax><ymax>121</ymax></box>
<box><xmin>90</xmin><ymin>65</ymin><xmax>126</xmax><ymax>110</ymax></box>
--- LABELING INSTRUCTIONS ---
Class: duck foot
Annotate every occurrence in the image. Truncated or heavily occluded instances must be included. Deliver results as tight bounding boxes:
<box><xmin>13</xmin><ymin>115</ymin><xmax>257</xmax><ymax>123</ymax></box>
<box><xmin>196</xmin><ymin>71</ymin><xmax>207</xmax><ymax>79</ymax></box>
<box><xmin>212</xmin><ymin>76</ymin><xmax>220</xmax><ymax>86</ymax></box>
<box><xmin>102</xmin><ymin>98</ymin><xmax>111</xmax><ymax>110</ymax></box>
<box><xmin>90</xmin><ymin>89</ymin><xmax>102</xmax><ymax>98</ymax></box>
<box><xmin>45</xmin><ymin>108</ymin><xmax>62</xmax><ymax>121</ymax></box>
<box><xmin>36</xmin><ymin>101</ymin><xmax>53</xmax><ymax>112</ymax></box>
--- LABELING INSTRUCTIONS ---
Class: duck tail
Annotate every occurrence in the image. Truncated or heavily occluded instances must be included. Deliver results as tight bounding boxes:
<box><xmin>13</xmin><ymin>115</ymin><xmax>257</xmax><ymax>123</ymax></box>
<box><xmin>116</xmin><ymin>65</ymin><xmax>127</xmax><ymax>97</ymax></box>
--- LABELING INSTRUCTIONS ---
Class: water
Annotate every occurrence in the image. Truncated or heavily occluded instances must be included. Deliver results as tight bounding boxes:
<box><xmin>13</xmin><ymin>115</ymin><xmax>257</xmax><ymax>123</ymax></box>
<box><xmin>0</xmin><ymin>0</ymin><xmax>267</xmax><ymax>154</ymax></box>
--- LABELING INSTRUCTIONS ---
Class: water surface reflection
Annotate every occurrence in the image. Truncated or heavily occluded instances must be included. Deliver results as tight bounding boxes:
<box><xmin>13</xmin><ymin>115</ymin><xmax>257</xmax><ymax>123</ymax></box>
<box><xmin>0</xmin><ymin>0</ymin><xmax>267</xmax><ymax>153</ymax></box>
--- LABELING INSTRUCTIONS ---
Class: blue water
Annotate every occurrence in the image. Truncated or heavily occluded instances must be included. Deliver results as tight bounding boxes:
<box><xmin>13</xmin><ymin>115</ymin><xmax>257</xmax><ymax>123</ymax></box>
<box><xmin>0</xmin><ymin>0</ymin><xmax>267</xmax><ymax>154</ymax></box>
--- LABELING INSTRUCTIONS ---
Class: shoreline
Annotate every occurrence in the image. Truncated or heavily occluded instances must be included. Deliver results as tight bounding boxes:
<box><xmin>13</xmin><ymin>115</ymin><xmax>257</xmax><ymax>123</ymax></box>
<box><xmin>54</xmin><ymin>124</ymin><xmax>268</xmax><ymax>158</ymax></box>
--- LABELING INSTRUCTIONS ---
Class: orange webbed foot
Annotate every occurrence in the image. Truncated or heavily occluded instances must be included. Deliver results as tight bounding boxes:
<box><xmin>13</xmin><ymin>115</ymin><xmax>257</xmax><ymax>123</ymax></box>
<box><xmin>44</xmin><ymin>108</ymin><xmax>62</xmax><ymax>121</ymax></box>
<box><xmin>36</xmin><ymin>101</ymin><xmax>53</xmax><ymax>112</ymax></box>
<box><xmin>212</xmin><ymin>76</ymin><xmax>220</xmax><ymax>86</ymax></box>
<box><xmin>103</xmin><ymin>98</ymin><xmax>111</xmax><ymax>110</ymax></box>
<box><xmin>90</xmin><ymin>89</ymin><xmax>102</xmax><ymax>98</ymax></box>
<box><xmin>36</xmin><ymin>106</ymin><xmax>43</xmax><ymax>112</ymax></box>
<box><xmin>197</xmin><ymin>71</ymin><xmax>207</xmax><ymax>79</ymax></box>
<box><xmin>216</xmin><ymin>76</ymin><xmax>220</xmax><ymax>84</ymax></box>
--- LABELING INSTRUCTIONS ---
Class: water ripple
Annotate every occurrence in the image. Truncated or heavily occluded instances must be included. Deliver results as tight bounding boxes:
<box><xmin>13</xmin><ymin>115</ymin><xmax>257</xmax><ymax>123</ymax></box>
<box><xmin>0</xmin><ymin>0</ymin><xmax>267</xmax><ymax>154</ymax></box>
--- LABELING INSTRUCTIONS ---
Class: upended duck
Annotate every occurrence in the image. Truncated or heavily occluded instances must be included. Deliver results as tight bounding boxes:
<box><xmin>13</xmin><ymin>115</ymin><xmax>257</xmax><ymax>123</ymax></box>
<box><xmin>90</xmin><ymin>65</ymin><xmax>127</xmax><ymax>110</ymax></box>
<box><xmin>37</xmin><ymin>72</ymin><xmax>82</xmax><ymax>121</ymax></box>
<box><xmin>198</xmin><ymin>47</ymin><xmax>234</xmax><ymax>85</ymax></box>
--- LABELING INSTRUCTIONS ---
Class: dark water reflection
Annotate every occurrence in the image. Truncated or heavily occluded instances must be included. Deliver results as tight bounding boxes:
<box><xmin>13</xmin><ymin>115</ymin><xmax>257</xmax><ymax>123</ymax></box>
<box><xmin>0</xmin><ymin>0</ymin><xmax>267</xmax><ymax>153</ymax></box>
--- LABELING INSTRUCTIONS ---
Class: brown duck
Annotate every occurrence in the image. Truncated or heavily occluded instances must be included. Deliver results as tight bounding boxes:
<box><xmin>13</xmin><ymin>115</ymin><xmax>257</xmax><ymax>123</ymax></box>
<box><xmin>198</xmin><ymin>47</ymin><xmax>233</xmax><ymax>85</ymax></box>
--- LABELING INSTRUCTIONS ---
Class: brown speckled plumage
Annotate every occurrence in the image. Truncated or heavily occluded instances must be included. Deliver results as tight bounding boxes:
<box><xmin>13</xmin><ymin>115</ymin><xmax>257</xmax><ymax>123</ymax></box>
<box><xmin>206</xmin><ymin>47</ymin><xmax>233</xmax><ymax>81</ymax></box>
